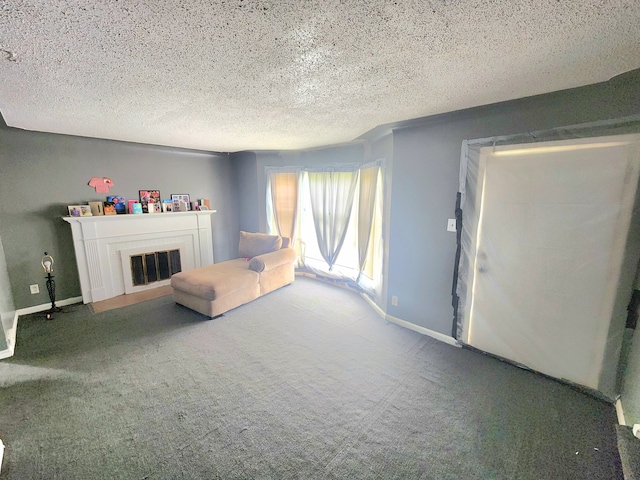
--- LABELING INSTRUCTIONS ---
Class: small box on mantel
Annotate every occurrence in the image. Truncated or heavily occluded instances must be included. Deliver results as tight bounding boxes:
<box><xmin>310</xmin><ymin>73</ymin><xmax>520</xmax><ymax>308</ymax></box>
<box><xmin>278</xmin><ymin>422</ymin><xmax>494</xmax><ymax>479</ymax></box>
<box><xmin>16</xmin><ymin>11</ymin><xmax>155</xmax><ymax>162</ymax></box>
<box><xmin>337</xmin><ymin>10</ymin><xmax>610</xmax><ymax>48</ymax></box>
<box><xmin>198</xmin><ymin>198</ymin><xmax>211</xmax><ymax>210</ymax></box>
<box><xmin>89</xmin><ymin>201</ymin><xmax>104</xmax><ymax>216</ymax></box>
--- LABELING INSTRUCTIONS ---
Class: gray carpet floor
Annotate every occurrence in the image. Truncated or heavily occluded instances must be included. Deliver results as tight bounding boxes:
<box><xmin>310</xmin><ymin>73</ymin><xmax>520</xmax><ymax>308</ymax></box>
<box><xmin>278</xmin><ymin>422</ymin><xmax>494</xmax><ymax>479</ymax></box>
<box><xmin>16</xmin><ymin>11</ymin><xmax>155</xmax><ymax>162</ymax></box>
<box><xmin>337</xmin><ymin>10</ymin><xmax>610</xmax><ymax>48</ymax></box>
<box><xmin>0</xmin><ymin>277</ymin><xmax>623</xmax><ymax>479</ymax></box>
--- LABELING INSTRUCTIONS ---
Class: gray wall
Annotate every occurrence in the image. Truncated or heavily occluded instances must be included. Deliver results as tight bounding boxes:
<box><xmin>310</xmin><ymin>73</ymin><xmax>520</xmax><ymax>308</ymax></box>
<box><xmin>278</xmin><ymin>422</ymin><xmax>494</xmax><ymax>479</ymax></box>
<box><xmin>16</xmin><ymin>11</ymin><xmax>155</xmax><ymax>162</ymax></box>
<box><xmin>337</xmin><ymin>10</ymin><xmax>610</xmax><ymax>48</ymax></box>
<box><xmin>232</xmin><ymin>151</ymin><xmax>260</xmax><ymax>234</ymax></box>
<box><xmin>0</xmin><ymin>126</ymin><xmax>239</xmax><ymax>309</ymax></box>
<box><xmin>0</xmin><ymin>235</ymin><xmax>15</xmax><ymax>317</ymax></box>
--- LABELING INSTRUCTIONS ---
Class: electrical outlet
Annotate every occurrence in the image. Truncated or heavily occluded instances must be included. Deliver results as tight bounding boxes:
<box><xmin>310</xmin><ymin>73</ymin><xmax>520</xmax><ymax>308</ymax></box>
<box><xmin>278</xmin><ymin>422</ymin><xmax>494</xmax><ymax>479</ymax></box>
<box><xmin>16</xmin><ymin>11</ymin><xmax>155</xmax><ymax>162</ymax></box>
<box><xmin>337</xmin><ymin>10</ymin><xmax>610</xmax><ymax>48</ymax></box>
<box><xmin>391</xmin><ymin>295</ymin><xmax>398</xmax><ymax>307</ymax></box>
<box><xmin>30</xmin><ymin>284</ymin><xmax>39</xmax><ymax>294</ymax></box>
<box><xmin>447</xmin><ymin>218</ymin><xmax>457</xmax><ymax>232</ymax></box>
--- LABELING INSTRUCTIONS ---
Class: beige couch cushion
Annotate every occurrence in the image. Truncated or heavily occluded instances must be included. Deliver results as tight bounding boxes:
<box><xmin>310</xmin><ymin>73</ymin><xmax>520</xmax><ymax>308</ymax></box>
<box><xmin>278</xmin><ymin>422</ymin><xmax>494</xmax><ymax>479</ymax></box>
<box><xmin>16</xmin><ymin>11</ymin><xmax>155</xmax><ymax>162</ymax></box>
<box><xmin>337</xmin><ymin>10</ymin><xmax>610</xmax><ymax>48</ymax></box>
<box><xmin>171</xmin><ymin>263</ymin><xmax>259</xmax><ymax>300</ymax></box>
<box><xmin>238</xmin><ymin>231</ymin><xmax>282</xmax><ymax>258</ymax></box>
<box><xmin>214</xmin><ymin>258</ymin><xmax>252</xmax><ymax>270</ymax></box>
<box><xmin>249</xmin><ymin>248</ymin><xmax>297</xmax><ymax>273</ymax></box>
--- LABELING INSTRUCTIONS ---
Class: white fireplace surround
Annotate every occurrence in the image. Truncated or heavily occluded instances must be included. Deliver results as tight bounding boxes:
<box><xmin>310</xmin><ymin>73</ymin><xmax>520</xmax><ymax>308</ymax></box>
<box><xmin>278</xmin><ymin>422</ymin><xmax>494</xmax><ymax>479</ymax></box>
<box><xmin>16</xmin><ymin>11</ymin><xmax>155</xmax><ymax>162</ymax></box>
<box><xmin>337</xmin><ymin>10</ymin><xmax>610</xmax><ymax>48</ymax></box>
<box><xmin>63</xmin><ymin>211</ymin><xmax>216</xmax><ymax>303</ymax></box>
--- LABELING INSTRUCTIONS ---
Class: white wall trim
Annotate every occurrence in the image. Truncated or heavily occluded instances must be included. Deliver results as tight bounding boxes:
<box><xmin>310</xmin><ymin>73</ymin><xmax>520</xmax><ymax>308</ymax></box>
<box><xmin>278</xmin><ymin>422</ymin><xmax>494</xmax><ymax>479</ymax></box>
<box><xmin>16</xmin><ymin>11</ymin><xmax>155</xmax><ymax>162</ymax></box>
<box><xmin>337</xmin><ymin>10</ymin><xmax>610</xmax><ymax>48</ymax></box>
<box><xmin>386</xmin><ymin>313</ymin><xmax>460</xmax><ymax>347</ymax></box>
<box><xmin>361</xmin><ymin>292</ymin><xmax>386</xmax><ymax>319</ymax></box>
<box><xmin>14</xmin><ymin>296</ymin><xmax>83</xmax><ymax>316</ymax></box>
<box><xmin>362</xmin><ymin>288</ymin><xmax>460</xmax><ymax>348</ymax></box>
<box><xmin>295</xmin><ymin>271</ymin><xmax>315</xmax><ymax>278</ymax></box>
<box><xmin>0</xmin><ymin>311</ymin><xmax>18</xmax><ymax>360</ymax></box>
<box><xmin>0</xmin><ymin>311</ymin><xmax>16</xmax><ymax>351</ymax></box>
<box><xmin>616</xmin><ymin>398</ymin><xmax>627</xmax><ymax>426</ymax></box>
<box><xmin>0</xmin><ymin>438</ymin><xmax>4</xmax><ymax>475</ymax></box>
<box><xmin>0</xmin><ymin>296</ymin><xmax>82</xmax><ymax>360</ymax></box>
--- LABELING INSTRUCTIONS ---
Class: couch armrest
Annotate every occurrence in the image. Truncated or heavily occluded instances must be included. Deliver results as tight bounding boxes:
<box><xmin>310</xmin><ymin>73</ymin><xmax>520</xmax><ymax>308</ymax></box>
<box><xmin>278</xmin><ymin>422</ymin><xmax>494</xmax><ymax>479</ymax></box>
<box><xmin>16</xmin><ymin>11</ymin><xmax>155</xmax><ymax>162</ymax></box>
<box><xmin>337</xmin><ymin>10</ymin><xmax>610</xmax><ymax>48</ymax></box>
<box><xmin>249</xmin><ymin>248</ymin><xmax>296</xmax><ymax>273</ymax></box>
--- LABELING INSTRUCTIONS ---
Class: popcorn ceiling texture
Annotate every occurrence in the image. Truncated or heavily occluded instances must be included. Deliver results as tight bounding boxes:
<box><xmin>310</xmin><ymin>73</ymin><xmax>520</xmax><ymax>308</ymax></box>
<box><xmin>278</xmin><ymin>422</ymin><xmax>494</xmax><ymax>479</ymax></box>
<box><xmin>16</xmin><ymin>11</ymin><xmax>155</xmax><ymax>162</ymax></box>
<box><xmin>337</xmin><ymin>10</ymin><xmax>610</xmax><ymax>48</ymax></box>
<box><xmin>0</xmin><ymin>0</ymin><xmax>639</xmax><ymax>152</ymax></box>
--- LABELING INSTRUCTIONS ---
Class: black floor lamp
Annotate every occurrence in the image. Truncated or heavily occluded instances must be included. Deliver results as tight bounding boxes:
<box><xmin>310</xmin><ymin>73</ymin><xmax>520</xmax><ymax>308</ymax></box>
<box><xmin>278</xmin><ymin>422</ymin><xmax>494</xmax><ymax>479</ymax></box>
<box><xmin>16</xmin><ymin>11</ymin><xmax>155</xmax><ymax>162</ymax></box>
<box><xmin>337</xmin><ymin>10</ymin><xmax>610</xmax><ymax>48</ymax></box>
<box><xmin>42</xmin><ymin>252</ymin><xmax>62</xmax><ymax>320</ymax></box>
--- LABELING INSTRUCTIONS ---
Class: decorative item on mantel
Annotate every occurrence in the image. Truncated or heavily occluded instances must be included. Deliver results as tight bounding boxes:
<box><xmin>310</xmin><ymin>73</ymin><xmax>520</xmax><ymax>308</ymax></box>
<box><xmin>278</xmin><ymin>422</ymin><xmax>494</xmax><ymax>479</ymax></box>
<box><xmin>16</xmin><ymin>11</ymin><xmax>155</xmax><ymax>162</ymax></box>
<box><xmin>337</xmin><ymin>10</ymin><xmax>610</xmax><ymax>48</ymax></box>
<box><xmin>88</xmin><ymin>201</ymin><xmax>104</xmax><ymax>216</ymax></box>
<box><xmin>139</xmin><ymin>189</ymin><xmax>161</xmax><ymax>214</ymax></box>
<box><xmin>41</xmin><ymin>252</ymin><xmax>62</xmax><ymax>320</ymax></box>
<box><xmin>107</xmin><ymin>195</ymin><xmax>126</xmax><ymax>214</ymax></box>
<box><xmin>88</xmin><ymin>177</ymin><xmax>115</xmax><ymax>193</ymax></box>
<box><xmin>171</xmin><ymin>194</ymin><xmax>190</xmax><ymax>211</ymax></box>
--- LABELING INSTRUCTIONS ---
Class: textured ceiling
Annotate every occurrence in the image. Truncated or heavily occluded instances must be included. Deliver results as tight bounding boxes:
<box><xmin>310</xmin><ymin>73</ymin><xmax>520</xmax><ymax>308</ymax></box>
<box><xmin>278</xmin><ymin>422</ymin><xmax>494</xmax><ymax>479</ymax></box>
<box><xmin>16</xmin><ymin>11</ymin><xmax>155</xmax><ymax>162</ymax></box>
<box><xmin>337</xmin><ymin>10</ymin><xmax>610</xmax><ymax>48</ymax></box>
<box><xmin>1</xmin><ymin>1</ymin><xmax>639</xmax><ymax>152</ymax></box>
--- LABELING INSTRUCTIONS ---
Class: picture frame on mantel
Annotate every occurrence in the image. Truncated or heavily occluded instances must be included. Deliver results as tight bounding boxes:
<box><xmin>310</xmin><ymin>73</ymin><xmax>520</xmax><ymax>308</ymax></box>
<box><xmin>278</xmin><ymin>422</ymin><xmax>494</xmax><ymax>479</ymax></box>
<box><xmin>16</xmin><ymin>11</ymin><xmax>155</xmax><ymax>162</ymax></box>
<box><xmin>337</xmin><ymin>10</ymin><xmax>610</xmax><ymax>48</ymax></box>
<box><xmin>68</xmin><ymin>205</ymin><xmax>83</xmax><ymax>217</ymax></box>
<box><xmin>68</xmin><ymin>205</ymin><xmax>92</xmax><ymax>217</ymax></box>
<box><xmin>171</xmin><ymin>194</ymin><xmax>190</xmax><ymax>211</ymax></box>
<box><xmin>139</xmin><ymin>189</ymin><xmax>161</xmax><ymax>214</ymax></box>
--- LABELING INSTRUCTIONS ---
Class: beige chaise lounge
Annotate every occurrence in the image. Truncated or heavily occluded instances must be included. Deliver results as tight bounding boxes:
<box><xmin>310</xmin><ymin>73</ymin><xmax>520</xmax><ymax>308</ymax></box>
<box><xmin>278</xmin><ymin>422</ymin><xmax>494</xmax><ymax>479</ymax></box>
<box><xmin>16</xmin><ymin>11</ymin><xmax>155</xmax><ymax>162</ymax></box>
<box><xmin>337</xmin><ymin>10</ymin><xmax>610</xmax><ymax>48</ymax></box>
<box><xmin>171</xmin><ymin>231</ymin><xmax>296</xmax><ymax>317</ymax></box>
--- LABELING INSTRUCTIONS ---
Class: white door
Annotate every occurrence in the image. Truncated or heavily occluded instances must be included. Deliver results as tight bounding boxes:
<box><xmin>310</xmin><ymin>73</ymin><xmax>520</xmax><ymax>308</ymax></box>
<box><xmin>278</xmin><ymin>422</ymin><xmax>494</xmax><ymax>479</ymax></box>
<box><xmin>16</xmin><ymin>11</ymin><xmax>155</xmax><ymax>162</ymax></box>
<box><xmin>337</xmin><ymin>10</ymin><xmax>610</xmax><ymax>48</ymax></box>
<box><xmin>463</xmin><ymin>135</ymin><xmax>640</xmax><ymax>391</ymax></box>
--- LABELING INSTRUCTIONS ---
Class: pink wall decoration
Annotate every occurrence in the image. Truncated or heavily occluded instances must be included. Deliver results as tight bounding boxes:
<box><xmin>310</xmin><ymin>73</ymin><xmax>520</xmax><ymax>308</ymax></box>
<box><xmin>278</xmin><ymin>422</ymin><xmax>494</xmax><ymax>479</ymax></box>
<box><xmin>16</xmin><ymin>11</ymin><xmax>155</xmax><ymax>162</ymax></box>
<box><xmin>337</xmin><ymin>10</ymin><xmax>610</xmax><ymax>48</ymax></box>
<box><xmin>88</xmin><ymin>177</ymin><xmax>115</xmax><ymax>193</ymax></box>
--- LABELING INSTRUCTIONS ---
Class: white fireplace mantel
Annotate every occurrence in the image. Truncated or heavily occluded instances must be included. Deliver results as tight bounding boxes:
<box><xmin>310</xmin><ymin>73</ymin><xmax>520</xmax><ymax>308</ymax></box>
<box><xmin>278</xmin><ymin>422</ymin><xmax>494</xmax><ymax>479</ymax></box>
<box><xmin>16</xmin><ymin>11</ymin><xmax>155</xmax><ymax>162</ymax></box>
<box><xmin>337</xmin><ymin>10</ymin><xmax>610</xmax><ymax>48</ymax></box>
<box><xmin>63</xmin><ymin>211</ymin><xmax>216</xmax><ymax>303</ymax></box>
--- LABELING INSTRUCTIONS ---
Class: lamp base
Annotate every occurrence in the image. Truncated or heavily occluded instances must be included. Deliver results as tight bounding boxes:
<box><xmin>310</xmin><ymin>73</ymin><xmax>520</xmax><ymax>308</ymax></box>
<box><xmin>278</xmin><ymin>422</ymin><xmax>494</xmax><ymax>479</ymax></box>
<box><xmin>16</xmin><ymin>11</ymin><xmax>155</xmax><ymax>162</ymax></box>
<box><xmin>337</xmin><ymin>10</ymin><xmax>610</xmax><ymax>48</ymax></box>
<box><xmin>45</xmin><ymin>306</ymin><xmax>62</xmax><ymax>320</ymax></box>
<box><xmin>44</xmin><ymin>272</ymin><xmax>62</xmax><ymax>320</ymax></box>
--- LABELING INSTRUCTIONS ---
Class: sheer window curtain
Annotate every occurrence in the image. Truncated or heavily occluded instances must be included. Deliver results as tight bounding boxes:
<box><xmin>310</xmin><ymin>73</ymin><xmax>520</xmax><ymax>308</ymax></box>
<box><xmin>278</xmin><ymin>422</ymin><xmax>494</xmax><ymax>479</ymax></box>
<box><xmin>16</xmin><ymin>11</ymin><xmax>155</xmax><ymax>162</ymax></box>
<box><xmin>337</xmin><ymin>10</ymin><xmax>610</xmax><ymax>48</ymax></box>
<box><xmin>308</xmin><ymin>169</ymin><xmax>358</xmax><ymax>270</ymax></box>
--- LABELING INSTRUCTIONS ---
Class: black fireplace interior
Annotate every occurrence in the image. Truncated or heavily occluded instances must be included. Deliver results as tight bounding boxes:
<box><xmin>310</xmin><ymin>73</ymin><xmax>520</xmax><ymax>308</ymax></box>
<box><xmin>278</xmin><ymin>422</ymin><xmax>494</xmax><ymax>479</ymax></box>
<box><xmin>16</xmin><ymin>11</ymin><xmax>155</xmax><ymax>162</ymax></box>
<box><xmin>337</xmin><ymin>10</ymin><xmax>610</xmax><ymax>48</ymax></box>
<box><xmin>130</xmin><ymin>249</ymin><xmax>181</xmax><ymax>287</ymax></box>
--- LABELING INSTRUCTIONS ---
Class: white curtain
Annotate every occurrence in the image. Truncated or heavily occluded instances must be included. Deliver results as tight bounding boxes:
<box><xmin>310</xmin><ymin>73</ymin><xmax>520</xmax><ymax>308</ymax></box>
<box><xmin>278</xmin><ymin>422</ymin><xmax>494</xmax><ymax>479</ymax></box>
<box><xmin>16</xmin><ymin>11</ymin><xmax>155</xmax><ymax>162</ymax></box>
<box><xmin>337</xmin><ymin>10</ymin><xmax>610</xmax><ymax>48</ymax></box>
<box><xmin>307</xmin><ymin>170</ymin><xmax>358</xmax><ymax>270</ymax></box>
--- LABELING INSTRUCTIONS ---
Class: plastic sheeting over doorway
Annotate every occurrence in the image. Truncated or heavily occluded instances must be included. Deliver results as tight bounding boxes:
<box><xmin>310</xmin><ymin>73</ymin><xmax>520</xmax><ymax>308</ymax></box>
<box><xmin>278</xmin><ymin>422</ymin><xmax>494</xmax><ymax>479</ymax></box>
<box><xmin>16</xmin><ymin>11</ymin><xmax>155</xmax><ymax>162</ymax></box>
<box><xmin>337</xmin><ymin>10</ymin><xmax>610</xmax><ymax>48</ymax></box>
<box><xmin>455</xmin><ymin>121</ymin><xmax>640</xmax><ymax>400</ymax></box>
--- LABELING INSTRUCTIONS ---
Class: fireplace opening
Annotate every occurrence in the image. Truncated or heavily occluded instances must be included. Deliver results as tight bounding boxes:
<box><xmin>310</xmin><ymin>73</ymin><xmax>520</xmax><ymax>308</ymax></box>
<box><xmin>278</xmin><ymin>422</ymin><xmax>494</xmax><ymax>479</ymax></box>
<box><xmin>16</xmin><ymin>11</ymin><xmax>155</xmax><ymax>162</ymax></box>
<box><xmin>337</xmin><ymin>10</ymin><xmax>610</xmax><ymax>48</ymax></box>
<box><xmin>130</xmin><ymin>249</ymin><xmax>182</xmax><ymax>287</ymax></box>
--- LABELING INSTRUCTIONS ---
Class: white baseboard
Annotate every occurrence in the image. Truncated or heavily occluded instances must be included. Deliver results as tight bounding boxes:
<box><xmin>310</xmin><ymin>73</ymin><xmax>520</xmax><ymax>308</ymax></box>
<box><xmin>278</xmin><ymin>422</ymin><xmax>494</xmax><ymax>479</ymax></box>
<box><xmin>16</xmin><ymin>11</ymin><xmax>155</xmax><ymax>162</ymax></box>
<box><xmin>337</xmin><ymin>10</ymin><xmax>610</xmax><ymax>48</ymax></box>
<box><xmin>0</xmin><ymin>296</ymin><xmax>82</xmax><ymax>360</ymax></box>
<box><xmin>616</xmin><ymin>398</ymin><xmax>627</xmax><ymax>426</ymax></box>
<box><xmin>361</xmin><ymin>289</ymin><xmax>459</xmax><ymax>348</ymax></box>
<box><xmin>0</xmin><ymin>347</ymin><xmax>14</xmax><ymax>360</ymax></box>
<box><xmin>385</xmin><ymin>313</ymin><xmax>460</xmax><ymax>347</ymax></box>
<box><xmin>0</xmin><ymin>311</ymin><xmax>18</xmax><ymax>360</ymax></box>
<box><xmin>0</xmin><ymin>311</ymin><xmax>14</xmax><ymax>337</ymax></box>
<box><xmin>361</xmin><ymin>292</ymin><xmax>386</xmax><ymax>319</ymax></box>
<box><xmin>295</xmin><ymin>271</ymin><xmax>315</xmax><ymax>278</ymax></box>
<box><xmin>15</xmin><ymin>296</ymin><xmax>83</xmax><ymax>316</ymax></box>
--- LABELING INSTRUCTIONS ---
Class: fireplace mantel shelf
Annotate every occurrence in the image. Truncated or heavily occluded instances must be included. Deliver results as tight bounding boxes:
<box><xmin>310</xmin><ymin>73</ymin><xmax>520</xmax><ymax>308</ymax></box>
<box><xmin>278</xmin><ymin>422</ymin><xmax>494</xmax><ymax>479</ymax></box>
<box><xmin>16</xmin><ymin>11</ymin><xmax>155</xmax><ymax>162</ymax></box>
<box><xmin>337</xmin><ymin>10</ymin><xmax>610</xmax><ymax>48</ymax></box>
<box><xmin>63</xmin><ymin>210</ymin><xmax>216</xmax><ymax>304</ymax></box>
<box><xmin>63</xmin><ymin>210</ymin><xmax>216</xmax><ymax>224</ymax></box>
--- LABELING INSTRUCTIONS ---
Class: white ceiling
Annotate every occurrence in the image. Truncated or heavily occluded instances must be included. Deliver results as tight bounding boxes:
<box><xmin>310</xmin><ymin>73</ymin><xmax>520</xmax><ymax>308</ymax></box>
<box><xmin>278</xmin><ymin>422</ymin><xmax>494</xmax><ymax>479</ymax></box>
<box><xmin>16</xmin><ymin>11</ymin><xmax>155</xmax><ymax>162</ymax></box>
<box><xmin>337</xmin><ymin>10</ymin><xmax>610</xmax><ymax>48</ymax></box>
<box><xmin>1</xmin><ymin>1</ymin><xmax>639</xmax><ymax>153</ymax></box>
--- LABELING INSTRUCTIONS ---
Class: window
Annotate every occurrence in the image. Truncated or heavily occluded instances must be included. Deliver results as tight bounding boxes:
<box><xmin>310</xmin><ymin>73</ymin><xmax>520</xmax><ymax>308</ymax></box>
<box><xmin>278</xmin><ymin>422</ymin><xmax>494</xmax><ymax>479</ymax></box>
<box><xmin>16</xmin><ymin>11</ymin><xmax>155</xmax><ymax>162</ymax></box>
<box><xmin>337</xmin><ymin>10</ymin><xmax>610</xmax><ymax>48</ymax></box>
<box><xmin>267</xmin><ymin>162</ymin><xmax>384</xmax><ymax>299</ymax></box>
